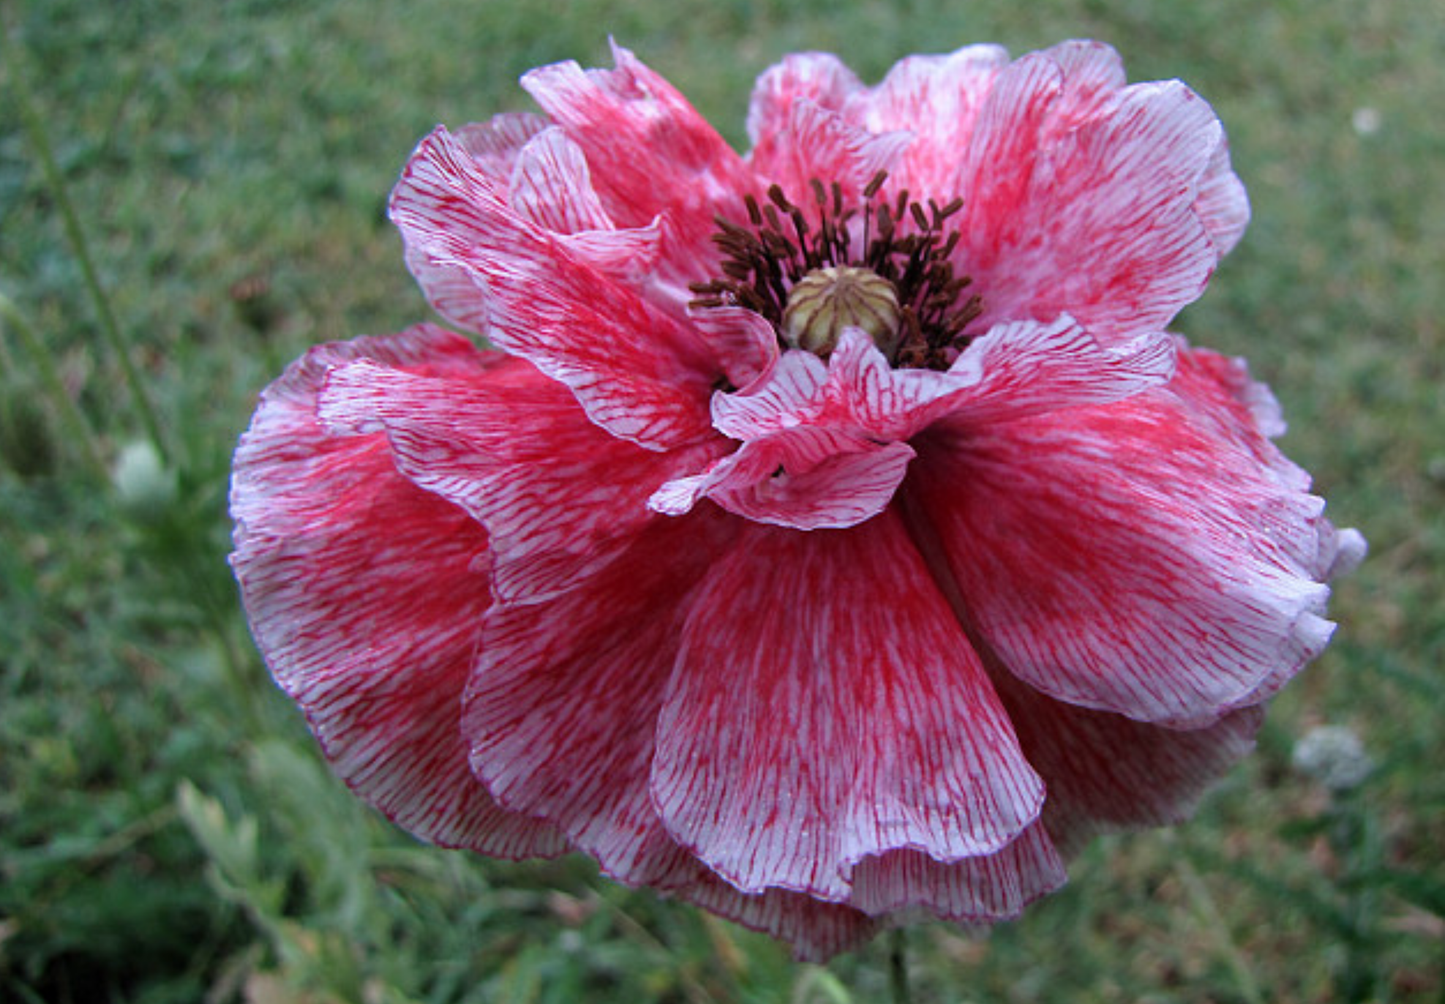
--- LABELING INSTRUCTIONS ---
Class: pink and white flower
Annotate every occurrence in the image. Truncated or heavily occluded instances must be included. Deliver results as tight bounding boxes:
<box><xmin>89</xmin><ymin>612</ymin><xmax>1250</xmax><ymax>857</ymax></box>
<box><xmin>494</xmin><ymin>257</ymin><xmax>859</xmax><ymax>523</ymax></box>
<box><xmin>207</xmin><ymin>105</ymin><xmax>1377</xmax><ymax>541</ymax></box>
<box><xmin>231</xmin><ymin>40</ymin><xmax>1363</xmax><ymax>960</ymax></box>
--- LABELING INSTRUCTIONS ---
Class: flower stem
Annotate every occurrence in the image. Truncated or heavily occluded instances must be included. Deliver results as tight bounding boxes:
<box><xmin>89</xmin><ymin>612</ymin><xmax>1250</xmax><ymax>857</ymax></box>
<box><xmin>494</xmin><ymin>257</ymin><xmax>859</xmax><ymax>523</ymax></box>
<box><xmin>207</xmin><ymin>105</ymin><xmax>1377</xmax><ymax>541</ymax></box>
<box><xmin>5</xmin><ymin>23</ymin><xmax>170</xmax><ymax>463</ymax></box>
<box><xmin>889</xmin><ymin>927</ymin><xmax>911</xmax><ymax>1004</ymax></box>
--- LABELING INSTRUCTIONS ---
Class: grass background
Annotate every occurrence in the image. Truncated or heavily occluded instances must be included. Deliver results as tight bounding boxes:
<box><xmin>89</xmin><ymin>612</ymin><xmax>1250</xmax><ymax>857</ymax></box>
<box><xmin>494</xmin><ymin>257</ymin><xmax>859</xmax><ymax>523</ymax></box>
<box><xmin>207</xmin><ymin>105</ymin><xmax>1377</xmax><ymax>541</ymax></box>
<box><xmin>2</xmin><ymin>0</ymin><xmax>1441</xmax><ymax>1000</ymax></box>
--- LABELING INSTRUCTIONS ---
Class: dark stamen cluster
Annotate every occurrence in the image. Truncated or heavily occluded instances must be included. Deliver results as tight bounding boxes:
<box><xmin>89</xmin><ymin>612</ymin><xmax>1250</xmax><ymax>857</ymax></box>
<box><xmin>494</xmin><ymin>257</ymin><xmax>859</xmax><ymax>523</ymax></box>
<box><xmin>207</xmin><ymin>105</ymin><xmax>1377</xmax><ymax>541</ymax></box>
<box><xmin>688</xmin><ymin>170</ymin><xmax>983</xmax><ymax>370</ymax></box>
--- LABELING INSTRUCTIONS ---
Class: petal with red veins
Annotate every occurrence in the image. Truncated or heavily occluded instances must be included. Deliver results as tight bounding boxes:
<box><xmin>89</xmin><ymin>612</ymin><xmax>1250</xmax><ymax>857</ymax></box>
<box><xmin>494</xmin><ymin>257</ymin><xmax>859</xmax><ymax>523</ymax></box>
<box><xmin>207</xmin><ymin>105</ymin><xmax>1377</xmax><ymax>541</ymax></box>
<box><xmin>951</xmin><ymin>51</ymin><xmax>1065</xmax><ymax>253</ymax></box>
<box><xmin>555</xmin><ymin>221</ymin><xmax>663</xmax><ymax>285</ymax></box>
<box><xmin>1325</xmin><ymin>524</ymin><xmax>1368</xmax><ymax>581</ymax></box>
<box><xmin>502</xmin><ymin>126</ymin><xmax>668</xmax><ymax>289</ymax></box>
<box><xmin>398</xmin><ymin>114</ymin><xmax>552</xmax><ymax>334</ymax></box>
<box><xmin>710</xmin><ymin>347</ymin><xmax>829</xmax><ymax>439</ymax></box>
<box><xmin>521</xmin><ymin>42</ymin><xmax>755</xmax><ymax>284</ymax></box>
<box><xmin>1170</xmin><ymin>344</ymin><xmax>1307</xmax><ymax>479</ymax></box>
<box><xmin>657</xmin><ymin>322</ymin><xmax>1172</xmax><ymax>529</ymax></box>
<box><xmin>848</xmin><ymin>823</ymin><xmax>1065</xmax><ymax>921</ymax></box>
<box><xmin>670</xmin><ymin>871</ymin><xmax>879</xmax><ymax>963</ymax></box>
<box><xmin>315</xmin><ymin>354</ymin><xmax>722</xmax><ymax>605</ymax></box>
<box><xmin>508</xmin><ymin>127</ymin><xmax>615</xmax><ymax>233</ymax></box>
<box><xmin>907</xmin><ymin>350</ymin><xmax>1347</xmax><ymax>728</ymax></box>
<box><xmin>652</xmin><ymin>515</ymin><xmax>1044</xmax><ymax>901</ymax></box>
<box><xmin>848</xmin><ymin>45</ymin><xmax>1010</xmax><ymax>193</ymax></box>
<box><xmin>650</xmin><ymin>425</ymin><xmax>916</xmax><ymax>530</ymax></box>
<box><xmin>988</xmin><ymin>666</ymin><xmax>1265</xmax><ymax>857</ymax></box>
<box><xmin>1034</xmin><ymin>40</ymin><xmax>1129</xmax><ymax>131</ymax></box>
<box><xmin>1168</xmin><ymin>344</ymin><xmax>1366</xmax><ymax>582</ymax></box>
<box><xmin>856</xmin><ymin>44</ymin><xmax>1012</xmax><ymax>133</ymax></box>
<box><xmin>1195</xmin><ymin>138</ymin><xmax>1251</xmax><ymax>257</ymax></box>
<box><xmin>685</xmin><ymin>304</ymin><xmax>780</xmax><ymax>391</ymax></box>
<box><xmin>749</xmin><ymin>99</ymin><xmax>912</xmax><ymax>204</ymax></box>
<box><xmin>709</xmin><ymin>322</ymin><xmax>1172</xmax><ymax>452</ymax></box>
<box><xmin>835</xmin><ymin>320</ymin><xmax>1175</xmax><ymax>439</ymax></box>
<box><xmin>230</xmin><ymin>325</ymin><xmax>567</xmax><ymax>859</ymax></box>
<box><xmin>390</xmin><ymin>126</ymin><xmax>718</xmax><ymax>448</ymax></box>
<box><xmin>401</xmin><ymin>247</ymin><xmax>493</xmax><ymax>337</ymax></box>
<box><xmin>958</xmin><ymin>74</ymin><xmax>1230</xmax><ymax>342</ymax></box>
<box><xmin>464</xmin><ymin>512</ymin><xmax>737</xmax><ymax>884</ymax></box>
<box><xmin>747</xmin><ymin>52</ymin><xmax>864</xmax><ymax>147</ymax></box>
<box><xmin>455</xmin><ymin>112</ymin><xmax>550</xmax><ymax>182</ymax></box>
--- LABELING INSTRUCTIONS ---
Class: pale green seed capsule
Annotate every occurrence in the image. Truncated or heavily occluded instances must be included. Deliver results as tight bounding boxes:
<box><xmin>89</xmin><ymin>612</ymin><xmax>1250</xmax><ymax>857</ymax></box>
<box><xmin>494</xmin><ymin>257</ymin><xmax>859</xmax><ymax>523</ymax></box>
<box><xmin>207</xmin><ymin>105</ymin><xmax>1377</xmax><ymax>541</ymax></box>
<box><xmin>782</xmin><ymin>266</ymin><xmax>902</xmax><ymax>360</ymax></box>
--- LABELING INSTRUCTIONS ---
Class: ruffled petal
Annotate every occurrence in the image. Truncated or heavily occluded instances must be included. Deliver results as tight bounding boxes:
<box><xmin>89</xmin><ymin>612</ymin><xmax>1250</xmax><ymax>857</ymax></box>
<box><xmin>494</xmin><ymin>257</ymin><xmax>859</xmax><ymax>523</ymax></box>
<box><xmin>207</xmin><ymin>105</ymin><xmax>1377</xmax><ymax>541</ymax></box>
<box><xmin>522</xmin><ymin>42</ymin><xmax>756</xmax><ymax>287</ymax></box>
<box><xmin>847</xmin><ymin>45</ymin><xmax>1011</xmax><ymax>194</ymax></box>
<box><xmin>230</xmin><ymin>325</ymin><xmax>567</xmax><ymax>858</ymax></box>
<box><xmin>709</xmin><ymin>345</ymin><xmax>830</xmax><ymax>437</ymax></box>
<box><xmin>1194</xmin><ymin>135</ymin><xmax>1251</xmax><ymax>257</ymax></box>
<box><xmin>555</xmin><ymin>221</ymin><xmax>664</xmax><ymax>285</ymax></box>
<box><xmin>505</xmin><ymin>127</ymin><xmax>667</xmax><ymax>282</ymax></box>
<box><xmin>952</xmin><ymin>54</ymin><xmax>1235</xmax><ymax>342</ymax></box>
<box><xmin>989</xmin><ymin>666</ymin><xmax>1266</xmax><ymax>857</ymax></box>
<box><xmin>971</xmin><ymin>81</ymin><xmax>1225</xmax><ymax>339</ymax></box>
<box><xmin>684</xmin><ymin>304</ymin><xmax>780</xmax><ymax>392</ymax></box>
<box><xmin>748</xmin><ymin>99</ymin><xmax>912</xmax><ymax>206</ymax></box>
<box><xmin>906</xmin><ymin>344</ymin><xmax>1351</xmax><ymax>728</ymax></box>
<box><xmin>1032</xmin><ymin>40</ymin><xmax>1130</xmax><ymax>130</ymax></box>
<box><xmin>669</xmin><ymin>872</ymin><xmax>878</xmax><ymax>963</ymax></box>
<box><xmin>1165</xmin><ymin>344</ymin><xmax>1364</xmax><ymax>580</ymax></box>
<box><xmin>830</xmin><ymin>320</ymin><xmax>1175</xmax><ymax>438</ymax></box>
<box><xmin>389</xmin><ymin>126</ymin><xmax>719</xmax><ymax>449</ymax></box>
<box><xmin>315</xmin><ymin>353</ymin><xmax>722</xmax><ymax>604</ymax></box>
<box><xmin>464</xmin><ymin>512</ymin><xmax>736</xmax><ymax>884</ymax></box>
<box><xmin>709</xmin><ymin>319</ymin><xmax>1169</xmax><ymax>449</ymax></box>
<box><xmin>652</xmin><ymin>514</ymin><xmax>1044</xmax><ymax>900</ymax></box>
<box><xmin>508</xmin><ymin>126</ymin><xmax>616</xmax><ymax>233</ymax></box>
<box><xmin>950</xmin><ymin>50</ymin><xmax>1065</xmax><ymax>253</ymax></box>
<box><xmin>848</xmin><ymin>823</ymin><xmax>1065</xmax><ymax>922</ymax></box>
<box><xmin>656</xmin><ymin>322</ymin><xmax>1173</xmax><ymax>527</ymax></box>
<box><xmin>649</xmin><ymin>425</ymin><xmax>915</xmax><ymax>530</ymax></box>
<box><xmin>454</xmin><ymin>112</ymin><xmax>551</xmax><ymax>181</ymax></box>
<box><xmin>747</xmin><ymin>52</ymin><xmax>864</xmax><ymax>147</ymax></box>
<box><xmin>398</xmin><ymin>114</ymin><xmax>554</xmax><ymax>333</ymax></box>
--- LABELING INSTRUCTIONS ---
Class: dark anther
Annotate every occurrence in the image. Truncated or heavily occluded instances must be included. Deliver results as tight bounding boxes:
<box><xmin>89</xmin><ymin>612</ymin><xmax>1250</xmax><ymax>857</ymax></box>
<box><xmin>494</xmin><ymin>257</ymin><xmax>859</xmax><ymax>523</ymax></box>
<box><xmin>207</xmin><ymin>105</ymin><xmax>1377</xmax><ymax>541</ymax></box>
<box><xmin>789</xmin><ymin>207</ymin><xmax>810</xmax><ymax>241</ymax></box>
<box><xmin>876</xmin><ymin>203</ymin><xmax>894</xmax><ymax>241</ymax></box>
<box><xmin>744</xmin><ymin>194</ymin><xmax>763</xmax><ymax>226</ymax></box>
<box><xmin>933</xmin><ymin>196</ymin><xmax>964</xmax><ymax>223</ymax></box>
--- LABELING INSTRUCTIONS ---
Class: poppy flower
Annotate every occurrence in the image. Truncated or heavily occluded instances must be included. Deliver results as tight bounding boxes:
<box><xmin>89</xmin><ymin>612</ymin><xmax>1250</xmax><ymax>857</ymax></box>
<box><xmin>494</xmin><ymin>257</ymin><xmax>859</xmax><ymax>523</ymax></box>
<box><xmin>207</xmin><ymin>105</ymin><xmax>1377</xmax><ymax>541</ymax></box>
<box><xmin>230</xmin><ymin>40</ymin><xmax>1364</xmax><ymax>960</ymax></box>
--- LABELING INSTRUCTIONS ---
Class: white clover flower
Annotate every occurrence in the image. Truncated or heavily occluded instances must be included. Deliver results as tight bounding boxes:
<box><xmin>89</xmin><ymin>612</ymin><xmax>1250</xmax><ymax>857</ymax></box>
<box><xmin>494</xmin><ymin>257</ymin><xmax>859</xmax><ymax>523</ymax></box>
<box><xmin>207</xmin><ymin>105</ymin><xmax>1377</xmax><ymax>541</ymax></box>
<box><xmin>1293</xmin><ymin>725</ymin><xmax>1373</xmax><ymax>792</ymax></box>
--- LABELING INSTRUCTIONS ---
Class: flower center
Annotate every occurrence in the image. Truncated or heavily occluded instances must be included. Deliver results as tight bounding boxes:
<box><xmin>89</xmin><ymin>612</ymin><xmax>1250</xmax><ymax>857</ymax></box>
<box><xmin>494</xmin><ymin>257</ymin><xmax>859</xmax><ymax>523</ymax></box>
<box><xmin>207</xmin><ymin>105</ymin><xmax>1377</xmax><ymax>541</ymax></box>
<box><xmin>689</xmin><ymin>171</ymin><xmax>982</xmax><ymax>369</ymax></box>
<box><xmin>783</xmin><ymin>265</ymin><xmax>901</xmax><ymax>359</ymax></box>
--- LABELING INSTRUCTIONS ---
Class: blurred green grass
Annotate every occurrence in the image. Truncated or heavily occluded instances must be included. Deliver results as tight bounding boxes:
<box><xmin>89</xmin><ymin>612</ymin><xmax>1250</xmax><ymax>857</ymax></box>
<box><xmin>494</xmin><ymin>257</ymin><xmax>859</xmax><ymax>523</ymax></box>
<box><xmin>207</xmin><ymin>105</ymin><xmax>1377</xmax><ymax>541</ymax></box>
<box><xmin>1</xmin><ymin>0</ymin><xmax>1441</xmax><ymax>1000</ymax></box>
